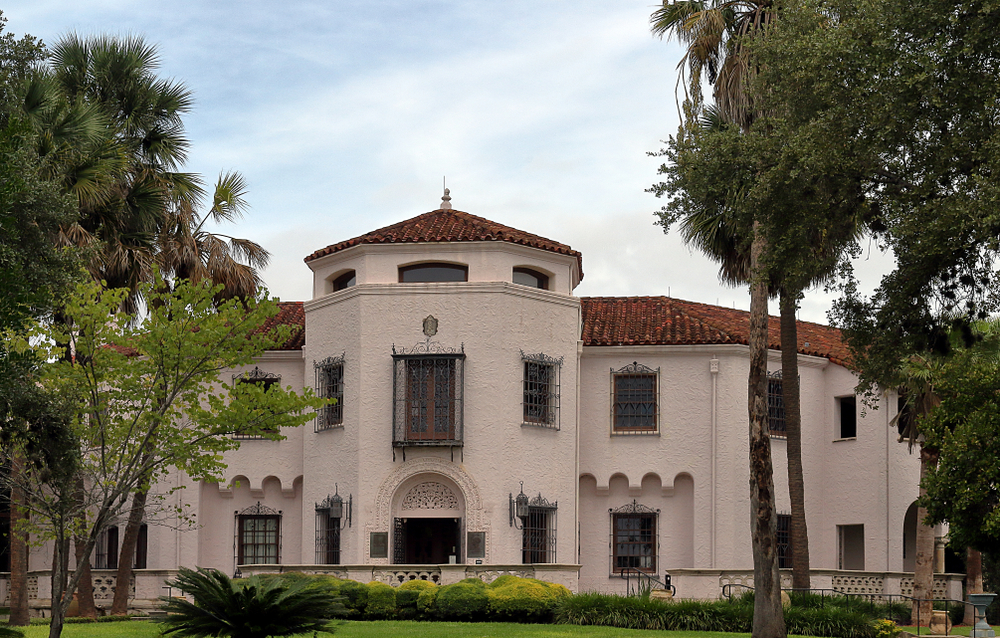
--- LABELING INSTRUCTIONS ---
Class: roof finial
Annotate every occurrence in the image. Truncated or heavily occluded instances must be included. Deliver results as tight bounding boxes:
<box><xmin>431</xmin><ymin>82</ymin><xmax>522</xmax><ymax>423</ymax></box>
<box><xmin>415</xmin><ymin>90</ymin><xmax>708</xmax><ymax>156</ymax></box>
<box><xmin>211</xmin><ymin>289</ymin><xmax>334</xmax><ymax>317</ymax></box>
<box><xmin>441</xmin><ymin>177</ymin><xmax>452</xmax><ymax>210</ymax></box>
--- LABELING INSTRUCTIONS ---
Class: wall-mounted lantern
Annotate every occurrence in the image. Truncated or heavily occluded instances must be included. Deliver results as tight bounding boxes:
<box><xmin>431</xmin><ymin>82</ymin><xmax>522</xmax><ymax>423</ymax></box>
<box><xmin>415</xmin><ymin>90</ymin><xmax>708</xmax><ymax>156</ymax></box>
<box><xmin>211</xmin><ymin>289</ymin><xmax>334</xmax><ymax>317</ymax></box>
<box><xmin>509</xmin><ymin>482</ymin><xmax>529</xmax><ymax>529</ymax></box>
<box><xmin>316</xmin><ymin>484</ymin><xmax>352</xmax><ymax>529</ymax></box>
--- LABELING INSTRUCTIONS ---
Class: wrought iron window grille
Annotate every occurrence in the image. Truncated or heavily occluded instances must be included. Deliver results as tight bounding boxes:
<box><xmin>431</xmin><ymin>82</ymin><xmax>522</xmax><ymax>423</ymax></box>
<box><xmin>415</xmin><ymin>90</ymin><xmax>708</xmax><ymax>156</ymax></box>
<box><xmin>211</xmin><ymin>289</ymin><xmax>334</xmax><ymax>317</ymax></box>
<box><xmin>520</xmin><ymin>350</ymin><xmax>562</xmax><ymax>429</ymax></box>
<box><xmin>609</xmin><ymin>500</ymin><xmax>659</xmax><ymax>575</ymax></box>
<box><xmin>315</xmin><ymin>486</ymin><xmax>351</xmax><ymax>565</ymax></box>
<box><xmin>611</xmin><ymin>362</ymin><xmax>660</xmax><ymax>435</ymax></box>
<box><xmin>392</xmin><ymin>343</ymin><xmax>465</xmax><ymax>457</ymax></box>
<box><xmin>777</xmin><ymin>512</ymin><xmax>792</xmax><ymax>568</ymax></box>
<box><xmin>234</xmin><ymin>502</ymin><xmax>281</xmax><ymax>572</ymax></box>
<box><xmin>315</xmin><ymin>353</ymin><xmax>345</xmax><ymax>432</ymax></box>
<box><xmin>767</xmin><ymin>371</ymin><xmax>787</xmax><ymax>436</ymax></box>
<box><xmin>232</xmin><ymin>368</ymin><xmax>282</xmax><ymax>439</ymax></box>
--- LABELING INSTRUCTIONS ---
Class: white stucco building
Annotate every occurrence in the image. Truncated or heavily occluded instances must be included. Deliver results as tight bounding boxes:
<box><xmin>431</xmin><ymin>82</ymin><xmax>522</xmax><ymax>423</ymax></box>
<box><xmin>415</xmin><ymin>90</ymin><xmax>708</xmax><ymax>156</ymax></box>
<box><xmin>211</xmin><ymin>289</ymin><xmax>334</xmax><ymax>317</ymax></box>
<box><xmin>2</xmin><ymin>200</ymin><xmax>962</xmax><ymax>610</ymax></box>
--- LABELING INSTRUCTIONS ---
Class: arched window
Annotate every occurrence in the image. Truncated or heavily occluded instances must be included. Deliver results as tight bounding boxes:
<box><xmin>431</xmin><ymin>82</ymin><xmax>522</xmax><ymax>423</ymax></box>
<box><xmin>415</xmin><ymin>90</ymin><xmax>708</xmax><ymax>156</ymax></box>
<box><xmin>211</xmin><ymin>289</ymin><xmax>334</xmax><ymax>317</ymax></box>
<box><xmin>398</xmin><ymin>263</ymin><xmax>468</xmax><ymax>283</ymax></box>
<box><xmin>332</xmin><ymin>270</ymin><xmax>356</xmax><ymax>291</ymax></box>
<box><xmin>512</xmin><ymin>267</ymin><xmax>549</xmax><ymax>290</ymax></box>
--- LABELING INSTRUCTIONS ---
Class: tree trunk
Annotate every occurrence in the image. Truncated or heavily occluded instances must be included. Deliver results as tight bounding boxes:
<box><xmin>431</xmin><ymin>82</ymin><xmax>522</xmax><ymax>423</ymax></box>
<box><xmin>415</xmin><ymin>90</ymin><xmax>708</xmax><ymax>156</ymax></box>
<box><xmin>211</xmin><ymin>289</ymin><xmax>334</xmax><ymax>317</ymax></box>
<box><xmin>963</xmin><ymin>548</ymin><xmax>983</xmax><ymax>625</ymax></box>
<box><xmin>72</xmin><ymin>477</ymin><xmax>97</xmax><ymax>618</ymax></box>
<box><xmin>111</xmin><ymin>487</ymin><xmax>148</xmax><ymax>615</ymax></box>
<box><xmin>72</xmin><ymin>535</ymin><xmax>97</xmax><ymax>618</ymax></box>
<box><xmin>49</xmin><ymin>532</ymin><xmax>71</xmax><ymax>638</ymax></box>
<box><xmin>780</xmin><ymin>290</ymin><xmax>810</xmax><ymax>590</ymax></box>
<box><xmin>8</xmin><ymin>454</ymin><xmax>30</xmax><ymax>626</ymax></box>
<box><xmin>911</xmin><ymin>445</ymin><xmax>937</xmax><ymax>626</ymax></box>
<box><xmin>749</xmin><ymin>228</ymin><xmax>786</xmax><ymax>638</ymax></box>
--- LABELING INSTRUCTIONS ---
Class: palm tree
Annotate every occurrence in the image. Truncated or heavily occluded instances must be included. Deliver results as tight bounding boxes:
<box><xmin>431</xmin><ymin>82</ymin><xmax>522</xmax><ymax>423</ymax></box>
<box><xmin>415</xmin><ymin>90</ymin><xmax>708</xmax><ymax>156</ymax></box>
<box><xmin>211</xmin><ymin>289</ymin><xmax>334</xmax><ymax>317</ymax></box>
<box><xmin>157</xmin><ymin>568</ymin><xmax>344</xmax><ymax>638</ymax></box>
<box><xmin>651</xmin><ymin>4</ymin><xmax>786</xmax><ymax>636</ymax></box>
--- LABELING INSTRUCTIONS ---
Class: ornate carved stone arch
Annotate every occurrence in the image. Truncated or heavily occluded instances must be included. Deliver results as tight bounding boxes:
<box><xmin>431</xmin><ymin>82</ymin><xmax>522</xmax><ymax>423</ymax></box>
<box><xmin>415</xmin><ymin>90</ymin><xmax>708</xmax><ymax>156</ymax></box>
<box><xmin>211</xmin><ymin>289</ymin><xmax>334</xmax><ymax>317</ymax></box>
<box><xmin>367</xmin><ymin>457</ymin><xmax>490</xmax><ymax>564</ymax></box>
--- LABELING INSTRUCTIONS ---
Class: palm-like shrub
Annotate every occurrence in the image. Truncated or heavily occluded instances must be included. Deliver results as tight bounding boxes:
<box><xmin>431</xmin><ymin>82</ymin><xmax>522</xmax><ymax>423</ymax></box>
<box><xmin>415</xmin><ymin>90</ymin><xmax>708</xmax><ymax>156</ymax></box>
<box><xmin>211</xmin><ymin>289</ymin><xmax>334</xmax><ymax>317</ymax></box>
<box><xmin>157</xmin><ymin>567</ymin><xmax>344</xmax><ymax>638</ymax></box>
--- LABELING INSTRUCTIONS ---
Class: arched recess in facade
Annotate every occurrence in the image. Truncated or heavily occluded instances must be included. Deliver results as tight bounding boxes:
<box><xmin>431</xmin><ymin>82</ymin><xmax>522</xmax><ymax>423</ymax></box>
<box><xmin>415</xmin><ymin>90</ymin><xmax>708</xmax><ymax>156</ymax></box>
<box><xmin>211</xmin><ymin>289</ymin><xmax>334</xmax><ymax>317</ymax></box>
<box><xmin>370</xmin><ymin>457</ymin><xmax>489</xmax><ymax>563</ymax></box>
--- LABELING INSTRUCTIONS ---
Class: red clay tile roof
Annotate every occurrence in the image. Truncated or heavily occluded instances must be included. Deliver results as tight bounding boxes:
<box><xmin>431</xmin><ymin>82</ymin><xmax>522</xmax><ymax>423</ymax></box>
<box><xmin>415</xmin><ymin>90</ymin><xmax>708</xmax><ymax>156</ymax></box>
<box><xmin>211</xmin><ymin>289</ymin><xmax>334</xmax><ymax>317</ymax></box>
<box><xmin>581</xmin><ymin>296</ymin><xmax>851</xmax><ymax>367</ymax></box>
<box><xmin>258</xmin><ymin>302</ymin><xmax>305</xmax><ymax>351</ymax></box>
<box><xmin>304</xmin><ymin>209</ymin><xmax>584</xmax><ymax>279</ymax></box>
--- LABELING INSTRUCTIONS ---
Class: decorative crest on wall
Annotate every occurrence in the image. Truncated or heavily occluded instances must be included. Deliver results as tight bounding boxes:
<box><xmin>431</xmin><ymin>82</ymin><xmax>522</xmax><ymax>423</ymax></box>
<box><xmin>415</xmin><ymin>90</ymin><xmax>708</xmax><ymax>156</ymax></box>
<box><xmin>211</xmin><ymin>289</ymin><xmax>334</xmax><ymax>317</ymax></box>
<box><xmin>520</xmin><ymin>350</ymin><xmax>564</xmax><ymax>366</ymax></box>
<box><xmin>236</xmin><ymin>501</ymin><xmax>280</xmax><ymax>516</ymax></box>
<box><xmin>612</xmin><ymin>361</ymin><xmax>657</xmax><ymax>375</ymax></box>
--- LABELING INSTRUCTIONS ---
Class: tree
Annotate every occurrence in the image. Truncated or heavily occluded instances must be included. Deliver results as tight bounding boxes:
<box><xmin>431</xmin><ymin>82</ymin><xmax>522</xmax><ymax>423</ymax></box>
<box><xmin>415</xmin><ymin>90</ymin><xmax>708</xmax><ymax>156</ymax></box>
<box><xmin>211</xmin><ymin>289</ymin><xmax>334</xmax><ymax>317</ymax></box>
<box><xmin>0</xmin><ymin>276</ymin><xmax>325</xmax><ymax>638</ymax></box>
<box><xmin>109</xmin><ymin>171</ymin><xmax>270</xmax><ymax>616</ymax></box>
<box><xmin>650</xmin><ymin>2</ymin><xmax>787</xmax><ymax>635</ymax></box>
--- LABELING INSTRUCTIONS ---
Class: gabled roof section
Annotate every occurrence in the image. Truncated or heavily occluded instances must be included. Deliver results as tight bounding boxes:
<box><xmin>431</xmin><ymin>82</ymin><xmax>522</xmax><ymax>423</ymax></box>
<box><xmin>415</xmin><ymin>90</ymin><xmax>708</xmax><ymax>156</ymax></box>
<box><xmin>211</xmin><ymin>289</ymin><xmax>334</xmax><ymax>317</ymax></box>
<box><xmin>257</xmin><ymin>301</ymin><xmax>305</xmax><ymax>351</ymax></box>
<box><xmin>304</xmin><ymin>208</ymin><xmax>584</xmax><ymax>278</ymax></box>
<box><xmin>581</xmin><ymin>296</ymin><xmax>850</xmax><ymax>367</ymax></box>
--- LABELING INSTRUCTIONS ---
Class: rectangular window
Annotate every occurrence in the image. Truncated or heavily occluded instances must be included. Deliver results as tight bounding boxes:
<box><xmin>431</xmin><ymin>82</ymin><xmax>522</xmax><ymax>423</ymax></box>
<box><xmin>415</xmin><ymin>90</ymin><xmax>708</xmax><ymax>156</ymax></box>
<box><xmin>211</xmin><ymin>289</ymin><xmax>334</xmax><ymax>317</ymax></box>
<box><xmin>837</xmin><ymin>524</ymin><xmax>865</xmax><ymax>570</ymax></box>
<box><xmin>134</xmin><ymin>523</ymin><xmax>148</xmax><ymax>569</ymax></box>
<box><xmin>233</xmin><ymin>367</ymin><xmax>281</xmax><ymax>439</ymax></box>
<box><xmin>237</xmin><ymin>512</ymin><xmax>280</xmax><ymax>565</ymax></box>
<box><xmin>392</xmin><ymin>351</ymin><xmax>465</xmax><ymax>446</ymax></box>
<box><xmin>522</xmin><ymin>502</ymin><xmax>557</xmax><ymax>564</ymax></box>
<box><xmin>610</xmin><ymin>502</ymin><xmax>658</xmax><ymax>573</ymax></box>
<box><xmin>522</xmin><ymin>352</ymin><xmax>561</xmax><ymax>429</ymax></box>
<box><xmin>315</xmin><ymin>513</ymin><xmax>341</xmax><ymax>565</ymax></box>
<box><xmin>612</xmin><ymin>363</ymin><xmax>659</xmax><ymax>434</ymax></box>
<box><xmin>93</xmin><ymin>525</ymin><xmax>119</xmax><ymax>570</ymax></box>
<box><xmin>777</xmin><ymin>513</ymin><xmax>792</xmax><ymax>568</ymax></box>
<box><xmin>767</xmin><ymin>374</ymin><xmax>786</xmax><ymax>436</ymax></box>
<box><xmin>838</xmin><ymin>396</ymin><xmax>857</xmax><ymax>439</ymax></box>
<box><xmin>315</xmin><ymin>355</ymin><xmax>345</xmax><ymax>431</ymax></box>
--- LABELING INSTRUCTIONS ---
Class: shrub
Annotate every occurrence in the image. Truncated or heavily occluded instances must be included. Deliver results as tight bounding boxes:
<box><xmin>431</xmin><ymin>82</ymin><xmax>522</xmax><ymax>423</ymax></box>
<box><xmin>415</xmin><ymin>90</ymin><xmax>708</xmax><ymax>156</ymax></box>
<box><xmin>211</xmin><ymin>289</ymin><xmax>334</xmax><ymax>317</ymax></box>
<box><xmin>436</xmin><ymin>578</ymin><xmax>489</xmax><ymax>621</ymax></box>
<box><xmin>326</xmin><ymin>578</ymin><xmax>368</xmax><ymax>615</ymax></box>
<box><xmin>486</xmin><ymin>575</ymin><xmax>570</xmax><ymax>623</ymax></box>
<box><xmin>398</xmin><ymin>579</ymin><xmax>437</xmax><ymax>620</ymax></box>
<box><xmin>416</xmin><ymin>584</ymin><xmax>440</xmax><ymax>617</ymax></box>
<box><xmin>156</xmin><ymin>566</ymin><xmax>345</xmax><ymax>638</ymax></box>
<box><xmin>873</xmin><ymin>618</ymin><xmax>901</xmax><ymax>638</ymax></box>
<box><xmin>364</xmin><ymin>581</ymin><xmax>397</xmax><ymax>619</ymax></box>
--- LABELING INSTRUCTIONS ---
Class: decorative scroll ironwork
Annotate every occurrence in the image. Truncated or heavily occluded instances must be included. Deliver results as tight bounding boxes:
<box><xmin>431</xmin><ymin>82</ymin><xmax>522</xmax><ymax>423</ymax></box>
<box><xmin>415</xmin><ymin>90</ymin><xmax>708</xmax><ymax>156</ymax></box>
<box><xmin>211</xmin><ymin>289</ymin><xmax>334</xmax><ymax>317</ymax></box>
<box><xmin>393</xmin><ymin>517</ymin><xmax>407</xmax><ymax>564</ymax></box>
<box><xmin>613</xmin><ymin>361</ymin><xmax>657</xmax><ymax>375</ymax></box>
<box><xmin>233</xmin><ymin>366</ymin><xmax>281</xmax><ymax>382</ymax></box>
<box><xmin>609</xmin><ymin>500</ymin><xmax>658</xmax><ymax>574</ymax></box>
<box><xmin>529</xmin><ymin>493</ymin><xmax>557</xmax><ymax>510</ymax></box>
<box><xmin>611</xmin><ymin>362</ymin><xmax>659</xmax><ymax>435</ymax></box>
<box><xmin>392</xmin><ymin>341</ymin><xmax>465</xmax><ymax>356</ymax></box>
<box><xmin>238</xmin><ymin>501</ymin><xmax>280</xmax><ymax>516</ymax></box>
<box><xmin>392</xmin><ymin>350</ymin><xmax>465</xmax><ymax>447</ymax></box>
<box><xmin>609</xmin><ymin>500</ymin><xmax>660</xmax><ymax>515</ymax></box>
<box><xmin>767</xmin><ymin>371</ymin><xmax>786</xmax><ymax>436</ymax></box>
<box><xmin>315</xmin><ymin>354</ymin><xmax>345</xmax><ymax>431</ymax></box>
<box><xmin>234</xmin><ymin>502</ymin><xmax>281</xmax><ymax>569</ymax></box>
<box><xmin>521</xmin><ymin>351</ymin><xmax>562</xmax><ymax>429</ymax></box>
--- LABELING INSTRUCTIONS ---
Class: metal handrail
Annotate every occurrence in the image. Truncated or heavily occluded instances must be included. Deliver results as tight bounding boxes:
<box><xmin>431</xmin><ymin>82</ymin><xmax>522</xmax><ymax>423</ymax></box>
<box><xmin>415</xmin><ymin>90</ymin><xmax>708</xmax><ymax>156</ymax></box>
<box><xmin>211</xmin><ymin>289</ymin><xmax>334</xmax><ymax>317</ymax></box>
<box><xmin>618</xmin><ymin>567</ymin><xmax>677</xmax><ymax>597</ymax></box>
<box><xmin>720</xmin><ymin>584</ymin><xmax>969</xmax><ymax>629</ymax></box>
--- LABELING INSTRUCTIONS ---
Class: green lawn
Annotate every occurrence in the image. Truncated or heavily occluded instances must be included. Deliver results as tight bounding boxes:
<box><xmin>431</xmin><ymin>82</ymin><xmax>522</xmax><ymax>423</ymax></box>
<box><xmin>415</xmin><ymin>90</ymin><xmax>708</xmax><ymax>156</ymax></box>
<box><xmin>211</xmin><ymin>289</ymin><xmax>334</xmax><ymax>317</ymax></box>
<box><xmin>9</xmin><ymin>619</ymin><xmax>779</xmax><ymax>638</ymax></box>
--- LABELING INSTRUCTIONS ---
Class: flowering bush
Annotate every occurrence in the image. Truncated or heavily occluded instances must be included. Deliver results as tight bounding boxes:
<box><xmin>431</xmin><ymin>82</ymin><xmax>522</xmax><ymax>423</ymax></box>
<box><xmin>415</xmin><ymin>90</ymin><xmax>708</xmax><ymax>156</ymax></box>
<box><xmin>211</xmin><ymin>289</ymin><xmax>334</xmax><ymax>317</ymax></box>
<box><xmin>873</xmin><ymin>618</ymin><xmax>901</xmax><ymax>638</ymax></box>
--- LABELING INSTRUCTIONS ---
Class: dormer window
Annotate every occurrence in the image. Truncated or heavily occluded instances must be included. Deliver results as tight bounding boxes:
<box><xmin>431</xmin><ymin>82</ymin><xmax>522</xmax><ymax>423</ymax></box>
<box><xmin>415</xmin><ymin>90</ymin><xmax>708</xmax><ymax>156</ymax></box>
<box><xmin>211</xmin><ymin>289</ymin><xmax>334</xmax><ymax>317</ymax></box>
<box><xmin>513</xmin><ymin>267</ymin><xmax>549</xmax><ymax>290</ymax></box>
<box><xmin>332</xmin><ymin>270</ymin><xmax>356</xmax><ymax>291</ymax></box>
<box><xmin>398</xmin><ymin>263</ymin><xmax>468</xmax><ymax>283</ymax></box>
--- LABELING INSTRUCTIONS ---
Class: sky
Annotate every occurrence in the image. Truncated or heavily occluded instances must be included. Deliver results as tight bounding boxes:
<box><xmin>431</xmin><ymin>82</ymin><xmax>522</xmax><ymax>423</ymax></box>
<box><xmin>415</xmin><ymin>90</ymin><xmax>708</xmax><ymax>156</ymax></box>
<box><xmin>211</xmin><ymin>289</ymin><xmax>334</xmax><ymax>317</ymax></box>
<box><xmin>8</xmin><ymin>0</ymin><xmax>894</xmax><ymax>324</ymax></box>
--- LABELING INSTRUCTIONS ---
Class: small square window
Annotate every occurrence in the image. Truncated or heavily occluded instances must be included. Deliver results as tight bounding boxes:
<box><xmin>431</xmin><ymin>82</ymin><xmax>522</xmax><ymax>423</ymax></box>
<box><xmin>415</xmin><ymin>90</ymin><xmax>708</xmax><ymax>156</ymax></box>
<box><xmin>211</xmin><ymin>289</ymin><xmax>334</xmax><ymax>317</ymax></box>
<box><xmin>612</xmin><ymin>362</ymin><xmax>659</xmax><ymax>434</ymax></box>
<box><xmin>315</xmin><ymin>355</ymin><xmax>345</xmax><ymax>432</ymax></box>
<box><xmin>521</xmin><ymin>351</ymin><xmax>562</xmax><ymax>429</ymax></box>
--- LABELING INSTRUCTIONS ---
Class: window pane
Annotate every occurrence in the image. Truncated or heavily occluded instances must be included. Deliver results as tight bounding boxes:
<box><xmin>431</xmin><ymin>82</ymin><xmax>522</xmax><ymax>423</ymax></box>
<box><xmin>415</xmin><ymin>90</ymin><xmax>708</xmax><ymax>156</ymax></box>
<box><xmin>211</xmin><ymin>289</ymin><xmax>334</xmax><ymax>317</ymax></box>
<box><xmin>399</xmin><ymin>264</ymin><xmax>468</xmax><ymax>282</ymax></box>
<box><xmin>614</xmin><ymin>373</ymin><xmax>657</xmax><ymax>432</ymax></box>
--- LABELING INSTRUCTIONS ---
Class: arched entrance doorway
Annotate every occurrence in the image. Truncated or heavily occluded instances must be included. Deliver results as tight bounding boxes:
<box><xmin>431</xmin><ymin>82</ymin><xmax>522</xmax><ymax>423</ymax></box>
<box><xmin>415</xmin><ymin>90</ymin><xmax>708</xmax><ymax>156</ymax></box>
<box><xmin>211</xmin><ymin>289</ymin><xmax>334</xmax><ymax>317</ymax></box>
<box><xmin>392</xmin><ymin>476</ymin><xmax>464</xmax><ymax>564</ymax></box>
